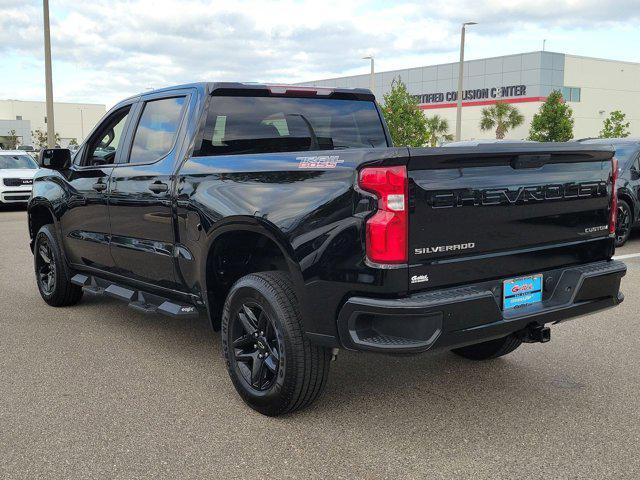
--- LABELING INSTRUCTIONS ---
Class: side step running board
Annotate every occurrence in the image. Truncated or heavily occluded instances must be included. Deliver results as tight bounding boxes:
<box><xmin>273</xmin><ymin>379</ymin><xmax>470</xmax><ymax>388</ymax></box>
<box><xmin>71</xmin><ymin>274</ymin><xmax>199</xmax><ymax>319</ymax></box>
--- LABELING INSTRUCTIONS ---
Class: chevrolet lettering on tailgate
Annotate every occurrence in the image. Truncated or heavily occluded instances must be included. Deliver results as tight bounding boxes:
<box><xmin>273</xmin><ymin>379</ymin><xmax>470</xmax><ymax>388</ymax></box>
<box><xmin>430</xmin><ymin>182</ymin><xmax>608</xmax><ymax>208</ymax></box>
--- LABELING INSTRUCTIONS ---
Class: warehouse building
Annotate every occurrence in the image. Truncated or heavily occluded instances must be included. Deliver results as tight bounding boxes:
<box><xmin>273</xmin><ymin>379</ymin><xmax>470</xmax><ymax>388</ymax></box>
<box><xmin>297</xmin><ymin>52</ymin><xmax>640</xmax><ymax>141</ymax></box>
<box><xmin>0</xmin><ymin>99</ymin><xmax>105</xmax><ymax>149</ymax></box>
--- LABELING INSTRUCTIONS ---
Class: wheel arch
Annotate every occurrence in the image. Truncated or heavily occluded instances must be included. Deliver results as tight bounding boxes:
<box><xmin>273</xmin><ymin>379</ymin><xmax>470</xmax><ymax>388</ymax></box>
<box><xmin>27</xmin><ymin>200</ymin><xmax>58</xmax><ymax>251</ymax></box>
<box><xmin>200</xmin><ymin>216</ymin><xmax>306</xmax><ymax>329</ymax></box>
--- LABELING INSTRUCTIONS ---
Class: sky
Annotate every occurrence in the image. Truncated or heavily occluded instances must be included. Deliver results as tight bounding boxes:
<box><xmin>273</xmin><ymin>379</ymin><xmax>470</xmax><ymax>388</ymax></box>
<box><xmin>1</xmin><ymin>0</ymin><xmax>639</xmax><ymax>108</ymax></box>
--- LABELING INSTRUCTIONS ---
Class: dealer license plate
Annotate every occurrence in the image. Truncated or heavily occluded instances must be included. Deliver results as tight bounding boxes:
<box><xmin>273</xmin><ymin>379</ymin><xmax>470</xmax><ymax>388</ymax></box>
<box><xmin>503</xmin><ymin>274</ymin><xmax>543</xmax><ymax>310</ymax></box>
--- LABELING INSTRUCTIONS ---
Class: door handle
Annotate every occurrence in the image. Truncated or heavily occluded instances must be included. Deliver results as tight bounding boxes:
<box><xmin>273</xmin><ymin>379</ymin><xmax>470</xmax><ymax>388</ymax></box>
<box><xmin>148</xmin><ymin>182</ymin><xmax>169</xmax><ymax>194</ymax></box>
<box><xmin>92</xmin><ymin>181</ymin><xmax>107</xmax><ymax>192</ymax></box>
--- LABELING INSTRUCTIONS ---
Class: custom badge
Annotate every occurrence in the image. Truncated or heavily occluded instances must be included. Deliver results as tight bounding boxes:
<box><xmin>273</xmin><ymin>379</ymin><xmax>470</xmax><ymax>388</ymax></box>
<box><xmin>583</xmin><ymin>225</ymin><xmax>608</xmax><ymax>234</ymax></box>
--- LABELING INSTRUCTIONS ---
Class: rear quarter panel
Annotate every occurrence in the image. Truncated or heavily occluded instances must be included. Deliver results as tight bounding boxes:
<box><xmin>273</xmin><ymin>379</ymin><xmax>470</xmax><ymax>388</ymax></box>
<box><xmin>175</xmin><ymin>147</ymin><xmax>409</xmax><ymax>339</ymax></box>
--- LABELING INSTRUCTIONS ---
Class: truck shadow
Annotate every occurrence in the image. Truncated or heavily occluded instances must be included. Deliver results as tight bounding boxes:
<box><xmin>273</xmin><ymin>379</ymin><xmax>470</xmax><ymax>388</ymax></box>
<box><xmin>77</xmin><ymin>294</ymin><xmax>567</xmax><ymax>423</ymax></box>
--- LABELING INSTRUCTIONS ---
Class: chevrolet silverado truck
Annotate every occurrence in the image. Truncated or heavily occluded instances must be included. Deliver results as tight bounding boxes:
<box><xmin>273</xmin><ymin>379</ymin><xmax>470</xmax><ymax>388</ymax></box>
<box><xmin>29</xmin><ymin>83</ymin><xmax>626</xmax><ymax>415</ymax></box>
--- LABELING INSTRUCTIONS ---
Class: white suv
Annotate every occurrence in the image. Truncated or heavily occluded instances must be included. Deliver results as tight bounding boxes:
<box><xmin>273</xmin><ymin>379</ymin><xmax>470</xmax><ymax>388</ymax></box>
<box><xmin>0</xmin><ymin>151</ymin><xmax>39</xmax><ymax>205</ymax></box>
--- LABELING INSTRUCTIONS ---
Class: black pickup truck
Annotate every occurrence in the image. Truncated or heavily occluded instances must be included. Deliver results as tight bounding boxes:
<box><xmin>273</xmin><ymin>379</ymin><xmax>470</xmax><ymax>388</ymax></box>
<box><xmin>29</xmin><ymin>83</ymin><xmax>626</xmax><ymax>415</ymax></box>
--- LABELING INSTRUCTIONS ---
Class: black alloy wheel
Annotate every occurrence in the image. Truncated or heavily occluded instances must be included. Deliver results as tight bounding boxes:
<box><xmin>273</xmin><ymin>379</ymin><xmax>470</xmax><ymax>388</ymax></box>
<box><xmin>36</xmin><ymin>238</ymin><xmax>57</xmax><ymax>295</ymax></box>
<box><xmin>33</xmin><ymin>224</ymin><xmax>83</xmax><ymax>307</ymax></box>
<box><xmin>221</xmin><ymin>272</ymin><xmax>331</xmax><ymax>416</ymax></box>
<box><xmin>615</xmin><ymin>200</ymin><xmax>632</xmax><ymax>247</ymax></box>
<box><xmin>230</xmin><ymin>303</ymin><xmax>281</xmax><ymax>391</ymax></box>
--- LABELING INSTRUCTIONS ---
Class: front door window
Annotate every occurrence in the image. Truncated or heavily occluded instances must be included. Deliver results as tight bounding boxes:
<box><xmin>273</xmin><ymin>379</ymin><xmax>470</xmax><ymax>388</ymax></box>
<box><xmin>84</xmin><ymin>107</ymin><xmax>131</xmax><ymax>166</ymax></box>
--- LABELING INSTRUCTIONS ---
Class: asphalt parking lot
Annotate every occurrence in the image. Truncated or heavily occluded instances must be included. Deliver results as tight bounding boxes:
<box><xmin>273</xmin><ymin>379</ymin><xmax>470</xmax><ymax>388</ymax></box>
<box><xmin>1</xmin><ymin>207</ymin><xmax>639</xmax><ymax>479</ymax></box>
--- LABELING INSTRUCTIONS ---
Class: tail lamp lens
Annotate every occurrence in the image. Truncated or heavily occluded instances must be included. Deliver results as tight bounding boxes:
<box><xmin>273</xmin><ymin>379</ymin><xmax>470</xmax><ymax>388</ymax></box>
<box><xmin>609</xmin><ymin>157</ymin><xmax>619</xmax><ymax>235</ymax></box>
<box><xmin>358</xmin><ymin>166</ymin><xmax>408</xmax><ymax>264</ymax></box>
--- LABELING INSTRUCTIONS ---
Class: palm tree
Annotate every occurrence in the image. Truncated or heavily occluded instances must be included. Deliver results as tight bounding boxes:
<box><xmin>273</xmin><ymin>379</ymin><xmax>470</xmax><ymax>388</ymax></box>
<box><xmin>480</xmin><ymin>101</ymin><xmax>525</xmax><ymax>139</ymax></box>
<box><xmin>425</xmin><ymin>115</ymin><xmax>453</xmax><ymax>147</ymax></box>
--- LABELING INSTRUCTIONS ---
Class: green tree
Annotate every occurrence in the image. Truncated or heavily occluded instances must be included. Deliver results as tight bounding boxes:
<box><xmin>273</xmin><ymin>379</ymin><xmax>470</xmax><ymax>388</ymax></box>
<box><xmin>32</xmin><ymin>129</ymin><xmax>61</xmax><ymax>149</ymax></box>
<box><xmin>424</xmin><ymin>115</ymin><xmax>453</xmax><ymax>146</ymax></box>
<box><xmin>5</xmin><ymin>129</ymin><xmax>20</xmax><ymax>149</ymax></box>
<box><xmin>381</xmin><ymin>77</ymin><xmax>429</xmax><ymax>147</ymax></box>
<box><xmin>480</xmin><ymin>101</ymin><xmax>524</xmax><ymax>139</ymax></box>
<box><xmin>68</xmin><ymin>138</ymin><xmax>79</xmax><ymax>146</ymax></box>
<box><xmin>600</xmin><ymin>110</ymin><xmax>630</xmax><ymax>138</ymax></box>
<box><xmin>528</xmin><ymin>90</ymin><xmax>574</xmax><ymax>142</ymax></box>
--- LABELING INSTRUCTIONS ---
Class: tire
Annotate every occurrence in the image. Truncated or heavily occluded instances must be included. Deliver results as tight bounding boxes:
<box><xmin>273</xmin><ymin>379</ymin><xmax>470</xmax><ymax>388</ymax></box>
<box><xmin>451</xmin><ymin>334</ymin><xmax>522</xmax><ymax>361</ymax></box>
<box><xmin>221</xmin><ymin>271</ymin><xmax>330</xmax><ymax>416</ymax></box>
<box><xmin>34</xmin><ymin>224</ymin><xmax>83</xmax><ymax>307</ymax></box>
<box><xmin>615</xmin><ymin>199</ymin><xmax>632</xmax><ymax>247</ymax></box>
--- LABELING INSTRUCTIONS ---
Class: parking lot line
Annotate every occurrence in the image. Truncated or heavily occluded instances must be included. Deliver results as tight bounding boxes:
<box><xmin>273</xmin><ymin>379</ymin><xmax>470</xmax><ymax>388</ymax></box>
<box><xmin>613</xmin><ymin>252</ymin><xmax>640</xmax><ymax>260</ymax></box>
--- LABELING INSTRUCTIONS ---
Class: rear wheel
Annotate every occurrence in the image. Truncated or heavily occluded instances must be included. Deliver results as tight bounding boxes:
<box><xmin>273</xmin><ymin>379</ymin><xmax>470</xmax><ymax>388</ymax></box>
<box><xmin>34</xmin><ymin>224</ymin><xmax>83</xmax><ymax>307</ymax></box>
<box><xmin>221</xmin><ymin>272</ymin><xmax>330</xmax><ymax>416</ymax></box>
<box><xmin>451</xmin><ymin>334</ymin><xmax>522</xmax><ymax>360</ymax></box>
<box><xmin>615</xmin><ymin>199</ymin><xmax>632</xmax><ymax>247</ymax></box>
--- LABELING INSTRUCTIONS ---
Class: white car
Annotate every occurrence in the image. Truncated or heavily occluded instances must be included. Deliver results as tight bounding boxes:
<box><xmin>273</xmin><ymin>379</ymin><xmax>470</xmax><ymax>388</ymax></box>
<box><xmin>0</xmin><ymin>150</ymin><xmax>39</xmax><ymax>205</ymax></box>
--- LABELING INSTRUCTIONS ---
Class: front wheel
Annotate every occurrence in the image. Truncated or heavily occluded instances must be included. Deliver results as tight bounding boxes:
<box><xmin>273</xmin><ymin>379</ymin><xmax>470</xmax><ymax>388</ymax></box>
<box><xmin>221</xmin><ymin>272</ymin><xmax>330</xmax><ymax>416</ymax></box>
<box><xmin>34</xmin><ymin>224</ymin><xmax>83</xmax><ymax>307</ymax></box>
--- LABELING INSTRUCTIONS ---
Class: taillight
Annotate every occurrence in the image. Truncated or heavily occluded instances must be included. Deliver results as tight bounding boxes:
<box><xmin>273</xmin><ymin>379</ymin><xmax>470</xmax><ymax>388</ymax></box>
<box><xmin>609</xmin><ymin>157</ymin><xmax>619</xmax><ymax>235</ymax></box>
<box><xmin>358</xmin><ymin>166</ymin><xmax>408</xmax><ymax>264</ymax></box>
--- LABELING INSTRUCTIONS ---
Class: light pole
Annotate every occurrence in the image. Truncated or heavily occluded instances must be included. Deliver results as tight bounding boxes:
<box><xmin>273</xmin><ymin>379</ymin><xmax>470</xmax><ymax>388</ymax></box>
<box><xmin>363</xmin><ymin>56</ymin><xmax>375</xmax><ymax>95</ymax></box>
<box><xmin>43</xmin><ymin>0</ymin><xmax>55</xmax><ymax>148</ymax></box>
<box><xmin>455</xmin><ymin>21</ymin><xmax>477</xmax><ymax>141</ymax></box>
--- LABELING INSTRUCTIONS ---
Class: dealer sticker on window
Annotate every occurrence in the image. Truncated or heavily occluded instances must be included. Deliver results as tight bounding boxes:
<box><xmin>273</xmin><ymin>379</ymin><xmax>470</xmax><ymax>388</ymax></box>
<box><xmin>503</xmin><ymin>274</ymin><xmax>543</xmax><ymax>310</ymax></box>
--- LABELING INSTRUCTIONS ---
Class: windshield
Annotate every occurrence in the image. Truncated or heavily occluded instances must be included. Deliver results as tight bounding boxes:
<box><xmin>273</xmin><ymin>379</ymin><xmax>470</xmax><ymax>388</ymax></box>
<box><xmin>196</xmin><ymin>95</ymin><xmax>388</xmax><ymax>156</ymax></box>
<box><xmin>0</xmin><ymin>154</ymin><xmax>38</xmax><ymax>170</ymax></box>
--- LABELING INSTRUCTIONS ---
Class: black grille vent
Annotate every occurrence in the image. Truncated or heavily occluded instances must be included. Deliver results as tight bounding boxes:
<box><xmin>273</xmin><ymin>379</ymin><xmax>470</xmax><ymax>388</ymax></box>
<box><xmin>3</xmin><ymin>178</ymin><xmax>31</xmax><ymax>187</ymax></box>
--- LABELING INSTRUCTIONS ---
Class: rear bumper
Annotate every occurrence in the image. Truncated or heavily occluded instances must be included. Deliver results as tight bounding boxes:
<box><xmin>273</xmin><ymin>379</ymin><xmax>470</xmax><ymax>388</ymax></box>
<box><xmin>336</xmin><ymin>260</ymin><xmax>626</xmax><ymax>353</ymax></box>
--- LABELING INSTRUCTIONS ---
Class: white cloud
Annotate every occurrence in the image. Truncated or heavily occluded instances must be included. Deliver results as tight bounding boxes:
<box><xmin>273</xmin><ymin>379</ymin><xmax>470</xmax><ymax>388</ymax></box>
<box><xmin>0</xmin><ymin>0</ymin><xmax>638</xmax><ymax>106</ymax></box>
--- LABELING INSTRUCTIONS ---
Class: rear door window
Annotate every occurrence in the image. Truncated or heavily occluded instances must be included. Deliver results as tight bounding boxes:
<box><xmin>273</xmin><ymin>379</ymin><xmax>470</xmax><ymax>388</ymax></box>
<box><xmin>196</xmin><ymin>95</ymin><xmax>387</xmax><ymax>156</ymax></box>
<box><xmin>128</xmin><ymin>97</ymin><xmax>186</xmax><ymax>164</ymax></box>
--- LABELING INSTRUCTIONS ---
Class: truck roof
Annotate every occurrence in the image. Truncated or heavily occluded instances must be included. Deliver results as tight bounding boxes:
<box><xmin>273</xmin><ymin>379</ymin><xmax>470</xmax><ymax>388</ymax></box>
<box><xmin>443</xmin><ymin>139</ymin><xmax>538</xmax><ymax>147</ymax></box>
<box><xmin>578</xmin><ymin>137</ymin><xmax>640</xmax><ymax>145</ymax></box>
<box><xmin>123</xmin><ymin>82</ymin><xmax>375</xmax><ymax>103</ymax></box>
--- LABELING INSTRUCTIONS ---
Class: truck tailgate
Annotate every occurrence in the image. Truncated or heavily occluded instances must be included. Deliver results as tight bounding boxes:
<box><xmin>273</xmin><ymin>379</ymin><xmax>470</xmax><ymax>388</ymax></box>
<box><xmin>407</xmin><ymin>144</ymin><xmax>616</xmax><ymax>291</ymax></box>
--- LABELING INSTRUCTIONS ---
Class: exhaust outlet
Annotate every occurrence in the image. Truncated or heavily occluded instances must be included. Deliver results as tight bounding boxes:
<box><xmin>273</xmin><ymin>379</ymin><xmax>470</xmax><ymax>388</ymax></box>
<box><xmin>523</xmin><ymin>325</ymin><xmax>551</xmax><ymax>343</ymax></box>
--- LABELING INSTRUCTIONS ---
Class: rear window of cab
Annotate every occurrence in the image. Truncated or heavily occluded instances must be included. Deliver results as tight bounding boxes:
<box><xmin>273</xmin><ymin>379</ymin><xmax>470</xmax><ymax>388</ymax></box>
<box><xmin>195</xmin><ymin>96</ymin><xmax>387</xmax><ymax>156</ymax></box>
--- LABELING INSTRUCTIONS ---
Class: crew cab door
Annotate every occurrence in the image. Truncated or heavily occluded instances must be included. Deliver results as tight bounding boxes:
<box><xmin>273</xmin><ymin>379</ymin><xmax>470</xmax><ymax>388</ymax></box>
<box><xmin>107</xmin><ymin>91</ymin><xmax>190</xmax><ymax>290</ymax></box>
<box><xmin>60</xmin><ymin>103</ymin><xmax>135</xmax><ymax>271</ymax></box>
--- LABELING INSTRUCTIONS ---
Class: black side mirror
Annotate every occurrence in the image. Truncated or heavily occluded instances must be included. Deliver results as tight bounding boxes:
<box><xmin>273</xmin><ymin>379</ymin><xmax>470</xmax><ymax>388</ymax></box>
<box><xmin>39</xmin><ymin>148</ymin><xmax>71</xmax><ymax>170</ymax></box>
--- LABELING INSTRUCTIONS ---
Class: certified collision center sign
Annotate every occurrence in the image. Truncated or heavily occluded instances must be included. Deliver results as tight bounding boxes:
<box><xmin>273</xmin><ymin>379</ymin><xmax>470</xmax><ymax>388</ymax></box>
<box><xmin>416</xmin><ymin>84</ymin><xmax>528</xmax><ymax>105</ymax></box>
